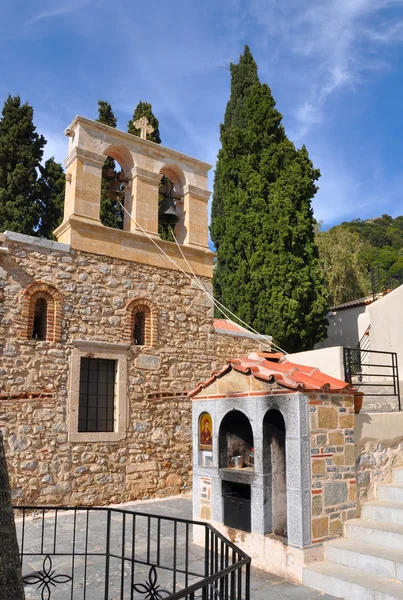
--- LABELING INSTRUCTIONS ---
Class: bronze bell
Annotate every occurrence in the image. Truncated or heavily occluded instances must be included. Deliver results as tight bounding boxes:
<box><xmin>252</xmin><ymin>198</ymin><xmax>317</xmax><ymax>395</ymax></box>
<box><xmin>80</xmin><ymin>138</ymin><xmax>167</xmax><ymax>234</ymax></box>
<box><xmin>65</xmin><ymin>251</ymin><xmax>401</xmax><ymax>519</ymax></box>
<box><xmin>158</xmin><ymin>197</ymin><xmax>180</xmax><ymax>225</ymax></box>
<box><xmin>106</xmin><ymin>179</ymin><xmax>124</xmax><ymax>201</ymax></box>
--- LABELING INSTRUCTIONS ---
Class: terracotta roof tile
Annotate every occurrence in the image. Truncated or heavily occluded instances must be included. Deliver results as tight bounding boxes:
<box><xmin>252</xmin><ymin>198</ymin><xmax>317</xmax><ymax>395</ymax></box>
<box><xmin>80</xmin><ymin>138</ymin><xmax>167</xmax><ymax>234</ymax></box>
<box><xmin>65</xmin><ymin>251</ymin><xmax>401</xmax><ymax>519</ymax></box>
<box><xmin>213</xmin><ymin>319</ymin><xmax>272</xmax><ymax>341</ymax></box>
<box><xmin>189</xmin><ymin>352</ymin><xmax>355</xmax><ymax>397</ymax></box>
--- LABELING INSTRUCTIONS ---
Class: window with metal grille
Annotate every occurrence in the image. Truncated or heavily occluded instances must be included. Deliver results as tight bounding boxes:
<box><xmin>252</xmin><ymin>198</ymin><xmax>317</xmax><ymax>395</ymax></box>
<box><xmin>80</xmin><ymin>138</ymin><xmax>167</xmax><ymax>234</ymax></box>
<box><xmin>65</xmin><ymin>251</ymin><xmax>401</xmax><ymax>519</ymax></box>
<box><xmin>78</xmin><ymin>358</ymin><xmax>116</xmax><ymax>432</ymax></box>
<box><xmin>32</xmin><ymin>298</ymin><xmax>47</xmax><ymax>340</ymax></box>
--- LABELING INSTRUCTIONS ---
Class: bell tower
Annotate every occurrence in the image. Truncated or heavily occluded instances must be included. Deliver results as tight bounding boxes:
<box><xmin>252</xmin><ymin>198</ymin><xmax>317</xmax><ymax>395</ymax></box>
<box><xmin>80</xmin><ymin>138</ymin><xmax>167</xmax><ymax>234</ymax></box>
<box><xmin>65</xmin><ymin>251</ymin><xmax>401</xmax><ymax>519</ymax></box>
<box><xmin>54</xmin><ymin>116</ymin><xmax>214</xmax><ymax>277</ymax></box>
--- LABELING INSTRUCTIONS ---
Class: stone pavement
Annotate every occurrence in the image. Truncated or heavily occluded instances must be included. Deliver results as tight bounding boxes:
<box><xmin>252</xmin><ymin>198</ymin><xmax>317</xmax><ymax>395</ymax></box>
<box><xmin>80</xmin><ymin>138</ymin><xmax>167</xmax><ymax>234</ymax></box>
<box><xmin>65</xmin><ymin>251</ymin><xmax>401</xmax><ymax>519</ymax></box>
<box><xmin>119</xmin><ymin>495</ymin><xmax>342</xmax><ymax>600</ymax></box>
<box><xmin>18</xmin><ymin>495</ymin><xmax>342</xmax><ymax>600</ymax></box>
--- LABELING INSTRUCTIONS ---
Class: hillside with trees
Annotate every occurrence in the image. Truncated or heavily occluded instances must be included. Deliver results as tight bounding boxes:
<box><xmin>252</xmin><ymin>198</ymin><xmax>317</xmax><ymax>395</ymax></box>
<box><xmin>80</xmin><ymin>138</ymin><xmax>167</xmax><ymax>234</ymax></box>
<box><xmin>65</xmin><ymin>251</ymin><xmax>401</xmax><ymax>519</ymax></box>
<box><xmin>316</xmin><ymin>215</ymin><xmax>403</xmax><ymax>307</ymax></box>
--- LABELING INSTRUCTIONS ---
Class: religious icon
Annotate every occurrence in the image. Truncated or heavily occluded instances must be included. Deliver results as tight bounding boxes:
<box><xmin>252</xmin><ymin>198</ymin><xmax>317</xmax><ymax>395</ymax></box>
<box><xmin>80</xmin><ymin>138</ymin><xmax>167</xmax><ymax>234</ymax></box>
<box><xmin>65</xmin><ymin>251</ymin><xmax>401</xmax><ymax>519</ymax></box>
<box><xmin>199</xmin><ymin>413</ymin><xmax>213</xmax><ymax>450</ymax></box>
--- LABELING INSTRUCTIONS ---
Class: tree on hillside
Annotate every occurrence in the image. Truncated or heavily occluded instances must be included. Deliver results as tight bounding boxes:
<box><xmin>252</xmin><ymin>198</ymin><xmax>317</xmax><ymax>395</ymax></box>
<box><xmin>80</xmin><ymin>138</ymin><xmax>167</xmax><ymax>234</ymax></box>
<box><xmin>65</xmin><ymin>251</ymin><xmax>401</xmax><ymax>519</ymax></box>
<box><xmin>316</xmin><ymin>226</ymin><xmax>370</xmax><ymax>306</ymax></box>
<box><xmin>210</xmin><ymin>46</ymin><xmax>328</xmax><ymax>352</ymax></box>
<box><xmin>0</xmin><ymin>95</ymin><xmax>45</xmax><ymax>235</ymax></box>
<box><xmin>37</xmin><ymin>157</ymin><xmax>65</xmax><ymax>239</ymax></box>
<box><xmin>96</xmin><ymin>100</ymin><xmax>124</xmax><ymax>229</ymax></box>
<box><xmin>128</xmin><ymin>101</ymin><xmax>161</xmax><ymax>143</ymax></box>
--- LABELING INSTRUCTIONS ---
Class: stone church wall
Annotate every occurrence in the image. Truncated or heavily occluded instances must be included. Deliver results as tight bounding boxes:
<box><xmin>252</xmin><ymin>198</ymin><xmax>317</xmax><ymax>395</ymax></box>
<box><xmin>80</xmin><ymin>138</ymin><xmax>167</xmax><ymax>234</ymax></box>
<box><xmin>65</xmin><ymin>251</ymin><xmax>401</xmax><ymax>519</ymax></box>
<box><xmin>0</xmin><ymin>234</ymin><xmax>260</xmax><ymax>506</ymax></box>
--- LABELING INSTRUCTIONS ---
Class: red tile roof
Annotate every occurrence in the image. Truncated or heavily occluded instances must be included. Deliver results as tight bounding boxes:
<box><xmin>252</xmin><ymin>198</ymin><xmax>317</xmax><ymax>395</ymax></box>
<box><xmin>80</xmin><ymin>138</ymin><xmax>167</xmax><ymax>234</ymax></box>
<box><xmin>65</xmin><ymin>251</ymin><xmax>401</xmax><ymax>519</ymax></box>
<box><xmin>213</xmin><ymin>319</ymin><xmax>272</xmax><ymax>341</ymax></box>
<box><xmin>188</xmin><ymin>352</ymin><xmax>355</xmax><ymax>397</ymax></box>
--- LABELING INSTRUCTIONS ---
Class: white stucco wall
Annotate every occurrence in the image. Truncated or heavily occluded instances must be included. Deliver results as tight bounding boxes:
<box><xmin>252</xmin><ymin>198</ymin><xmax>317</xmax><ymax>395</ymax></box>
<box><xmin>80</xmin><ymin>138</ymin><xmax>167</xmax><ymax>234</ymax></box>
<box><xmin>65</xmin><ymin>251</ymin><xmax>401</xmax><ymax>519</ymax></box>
<box><xmin>368</xmin><ymin>285</ymin><xmax>403</xmax><ymax>376</ymax></box>
<box><xmin>315</xmin><ymin>305</ymin><xmax>369</xmax><ymax>350</ymax></box>
<box><xmin>287</xmin><ymin>346</ymin><xmax>345</xmax><ymax>380</ymax></box>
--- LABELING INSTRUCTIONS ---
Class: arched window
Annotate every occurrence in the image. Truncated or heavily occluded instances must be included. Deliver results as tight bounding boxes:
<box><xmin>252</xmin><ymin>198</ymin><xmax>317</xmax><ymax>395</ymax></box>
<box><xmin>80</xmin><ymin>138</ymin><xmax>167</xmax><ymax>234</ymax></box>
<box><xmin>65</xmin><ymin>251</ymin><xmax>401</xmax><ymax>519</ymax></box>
<box><xmin>134</xmin><ymin>310</ymin><xmax>146</xmax><ymax>346</ymax></box>
<box><xmin>32</xmin><ymin>298</ymin><xmax>47</xmax><ymax>340</ymax></box>
<box><xmin>126</xmin><ymin>299</ymin><xmax>158</xmax><ymax>347</ymax></box>
<box><xmin>19</xmin><ymin>282</ymin><xmax>63</xmax><ymax>342</ymax></box>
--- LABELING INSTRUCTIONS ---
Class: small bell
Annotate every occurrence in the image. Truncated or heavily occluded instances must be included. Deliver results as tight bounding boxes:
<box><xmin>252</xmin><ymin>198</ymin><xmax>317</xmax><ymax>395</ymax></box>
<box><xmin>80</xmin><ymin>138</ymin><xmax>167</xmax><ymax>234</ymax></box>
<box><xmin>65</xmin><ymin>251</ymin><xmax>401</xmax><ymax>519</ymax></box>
<box><xmin>106</xmin><ymin>179</ymin><xmax>124</xmax><ymax>201</ymax></box>
<box><xmin>158</xmin><ymin>197</ymin><xmax>180</xmax><ymax>225</ymax></box>
<box><xmin>102</xmin><ymin>167</ymin><xmax>115</xmax><ymax>179</ymax></box>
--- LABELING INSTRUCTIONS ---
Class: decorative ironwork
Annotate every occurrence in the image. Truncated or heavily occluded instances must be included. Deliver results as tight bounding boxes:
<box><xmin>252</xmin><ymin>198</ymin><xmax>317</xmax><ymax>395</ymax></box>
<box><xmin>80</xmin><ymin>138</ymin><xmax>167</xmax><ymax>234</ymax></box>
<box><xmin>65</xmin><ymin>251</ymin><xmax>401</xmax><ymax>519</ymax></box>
<box><xmin>15</xmin><ymin>505</ymin><xmax>251</xmax><ymax>599</ymax></box>
<box><xmin>133</xmin><ymin>565</ymin><xmax>171</xmax><ymax>599</ymax></box>
<box><xmin>22</xmin><ymin>554</ymin><xmax>72</xmax><ymax>600</ymax></box>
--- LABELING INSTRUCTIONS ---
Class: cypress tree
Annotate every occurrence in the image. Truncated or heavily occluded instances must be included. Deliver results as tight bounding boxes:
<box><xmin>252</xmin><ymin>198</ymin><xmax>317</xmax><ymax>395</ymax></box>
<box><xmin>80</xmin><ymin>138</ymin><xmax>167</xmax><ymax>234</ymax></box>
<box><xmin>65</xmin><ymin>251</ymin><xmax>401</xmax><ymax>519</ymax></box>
<box><xmin>96</xmin><ymin>100</ymin><xmax>123</xmax><ymax>229</ymax></box>
<box><xmin>211</xmin><ymin>47</ymin><xmax>328</xmax><ymax>352</ymax></box>
<box><xmin>37</xmin><ymin>157</ymin><xmax>65</xmax><ymax>239</ymax></box>
<box><xmin>0</xmin><ymin>95</ymin><xmax>45</xmax><ymax>235</ymax></box>
<box><xmin>128</xmin><ymin>101</ymin><xmax>161</xmax><ymax>143</ymax></box>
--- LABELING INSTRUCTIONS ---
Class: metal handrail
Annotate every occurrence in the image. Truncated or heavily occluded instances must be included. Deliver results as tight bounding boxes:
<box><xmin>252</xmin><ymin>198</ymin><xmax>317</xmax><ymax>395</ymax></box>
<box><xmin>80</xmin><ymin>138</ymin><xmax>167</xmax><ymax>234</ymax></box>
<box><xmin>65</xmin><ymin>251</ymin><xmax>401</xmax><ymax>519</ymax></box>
<box><xmin>14</xmin><ymin>505</ymin><xmax>251</xmax><ymax>600</ymax></box>
<box><xmin>343</xmin><ymin>347</ymin><xmax>401</xmax><ymax>410</ymax></box>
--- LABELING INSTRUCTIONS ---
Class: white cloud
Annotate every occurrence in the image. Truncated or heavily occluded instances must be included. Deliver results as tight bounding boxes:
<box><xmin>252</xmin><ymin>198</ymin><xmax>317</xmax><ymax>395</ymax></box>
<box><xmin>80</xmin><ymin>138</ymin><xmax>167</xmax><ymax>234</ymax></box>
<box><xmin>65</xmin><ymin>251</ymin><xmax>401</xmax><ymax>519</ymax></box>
<box><xmin>26</xmin><ymin>0</ymin><xmax>94</xmax><ymax>25</ymax></box>
<box><xmin>249</xmin><ymin>0</ymin><xmax>403</xmax><ymax>137</ymax></box>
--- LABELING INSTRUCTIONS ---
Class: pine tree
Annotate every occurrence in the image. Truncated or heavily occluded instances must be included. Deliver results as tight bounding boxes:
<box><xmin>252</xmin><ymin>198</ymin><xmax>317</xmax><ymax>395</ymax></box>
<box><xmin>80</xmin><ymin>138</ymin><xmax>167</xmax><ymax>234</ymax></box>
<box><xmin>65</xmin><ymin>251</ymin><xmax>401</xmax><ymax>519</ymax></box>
<box><xmin>37</xmin><ymin>157</ymin><xmax>65</xmax><ymax>239</ymax></box>
<box><xmin>0</xmin><ymin>95</ymin><xmax>45</xmax><ymax>235</ymax></box>
<box><xmin>128</xmin><ymin>101</ymin><xmax>161</xmax><ymax>143</ymax></box>
<box><xmin>96</xmin><ymin>100</ymin><xmax>123</xmax><ymax>229</ymax></box>
<box><xmin>211</xmin><ymin>47</ymin><xmax>328</xmax><ymax>352</ymax></box>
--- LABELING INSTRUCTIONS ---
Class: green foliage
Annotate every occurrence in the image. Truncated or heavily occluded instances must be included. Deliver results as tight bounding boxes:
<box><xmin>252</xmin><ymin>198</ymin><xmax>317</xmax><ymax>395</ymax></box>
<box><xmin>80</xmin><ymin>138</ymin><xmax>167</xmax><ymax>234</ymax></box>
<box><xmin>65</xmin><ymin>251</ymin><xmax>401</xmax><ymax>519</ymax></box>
<box><xmin>0</xmin><ymin>95</ymin><xmax>45</xmax><ymax>235</ymax></box>
<box><xmin>320</xmin><ymin>215</ymin><xmax>403</xmax><ymax>298</ymax></box>
<box><xmin>97</xmin><ymin>100</ymin><xmax>117</xmax><ymax>128</ymax></box>
<box><xmin>37</xmin><ymin>158</ymin><xmax>65</xmax><ymax>239</ymax></box>
<box><xmin>316</xmin><ymin>226</ymin><xmax>370</xmax><ymax>306</ymax></box>
<box><xmin>0</xmin><ymin>95</ymin><xmax>66</xmax><ymax>238</ymax></box>
<box><xmin>211</xmin><ymin>47</ymin><xmax>328</xmax><ymax>352</ymax></box>
<box><xmin>128</xmin><ymin>101</ymin><xmax>161</xmax><ymax>144</ymax></box>
<box><xmin>96</xmin><ymin>100</ymin><xmax>124</xmax><ymax>229</ymax></box>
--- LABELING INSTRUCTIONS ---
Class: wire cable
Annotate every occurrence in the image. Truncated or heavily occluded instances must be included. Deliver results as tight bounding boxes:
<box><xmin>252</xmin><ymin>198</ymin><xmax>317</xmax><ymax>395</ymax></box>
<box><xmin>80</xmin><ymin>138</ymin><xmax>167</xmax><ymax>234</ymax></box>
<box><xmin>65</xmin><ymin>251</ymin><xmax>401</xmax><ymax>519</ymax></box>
<box><xmin>116</xmin><ymin>199</ymin><xmax>286</xmax><ymax>354</ymax></box>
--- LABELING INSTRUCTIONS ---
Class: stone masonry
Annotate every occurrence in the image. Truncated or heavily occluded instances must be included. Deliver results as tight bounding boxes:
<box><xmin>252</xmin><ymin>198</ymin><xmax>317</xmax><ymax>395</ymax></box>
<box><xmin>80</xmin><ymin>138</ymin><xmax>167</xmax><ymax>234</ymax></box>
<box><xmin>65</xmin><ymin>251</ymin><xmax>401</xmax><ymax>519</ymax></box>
<box><xmin>309</xmin><ymin>393</ymin><xmax>357</xmax><ymax>542</ymax></box>
<box><xmin>0</xmin><ymin>233</ymin><xmax>260</xmax><ymax>506</ymax></box>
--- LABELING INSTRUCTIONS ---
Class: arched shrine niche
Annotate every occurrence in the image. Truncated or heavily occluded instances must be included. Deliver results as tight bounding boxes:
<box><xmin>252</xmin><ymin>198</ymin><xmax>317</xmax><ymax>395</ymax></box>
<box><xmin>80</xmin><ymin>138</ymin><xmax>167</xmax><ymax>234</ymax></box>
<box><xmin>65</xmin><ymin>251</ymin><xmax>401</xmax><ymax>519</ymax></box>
<box><xmin>263</xmin><ymin>409</ymin><xmax>287</xmax><ymax>537</ymax></box>
<box><xmin>158</xmin><ymin>165</ymin><xmax>186</xmax><ymax>243</ymax></box>
<box><xmin>219</xmin><ymin>410</ymin><xmax>254</xmax><ymax>470</ymax></box>
<box><xmin>100</xmin><ymin>145</ymin><xmax>133</xmax><ymax>231</ymax></box>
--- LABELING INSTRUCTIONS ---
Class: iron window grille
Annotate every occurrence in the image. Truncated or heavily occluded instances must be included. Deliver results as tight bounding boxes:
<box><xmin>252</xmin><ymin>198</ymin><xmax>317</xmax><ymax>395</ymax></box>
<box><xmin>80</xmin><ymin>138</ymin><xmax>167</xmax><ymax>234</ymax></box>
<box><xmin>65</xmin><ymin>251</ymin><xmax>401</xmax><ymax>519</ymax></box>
<box><xmin>78</xmin><ymin>357</ymin><xmax>116</xmax><ymax>432</ymax></box>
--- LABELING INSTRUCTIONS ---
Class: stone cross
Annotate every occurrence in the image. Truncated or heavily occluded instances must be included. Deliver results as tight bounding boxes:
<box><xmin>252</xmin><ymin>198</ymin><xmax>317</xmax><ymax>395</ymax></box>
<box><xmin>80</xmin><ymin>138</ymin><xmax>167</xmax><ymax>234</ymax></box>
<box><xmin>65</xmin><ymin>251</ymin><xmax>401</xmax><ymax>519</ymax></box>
<box><xmin>133</xmin><ymin>116</ymin><xmax>154</xmax><ymax>140</ymax></box>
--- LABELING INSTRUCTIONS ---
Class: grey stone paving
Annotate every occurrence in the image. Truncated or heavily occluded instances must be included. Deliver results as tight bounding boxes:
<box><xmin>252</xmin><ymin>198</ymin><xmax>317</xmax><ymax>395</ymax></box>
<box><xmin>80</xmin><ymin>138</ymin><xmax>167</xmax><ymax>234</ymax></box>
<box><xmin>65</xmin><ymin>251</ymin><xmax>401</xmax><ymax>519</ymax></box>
<box><xmin>115</xmin><ymin>496</ymin><xmax>342</xmax><ymax>600</ymax></box>
<box><xmin>17</xmin><ymin>496</ymin><xmax>342</xmax><ymax>600</ymax></box>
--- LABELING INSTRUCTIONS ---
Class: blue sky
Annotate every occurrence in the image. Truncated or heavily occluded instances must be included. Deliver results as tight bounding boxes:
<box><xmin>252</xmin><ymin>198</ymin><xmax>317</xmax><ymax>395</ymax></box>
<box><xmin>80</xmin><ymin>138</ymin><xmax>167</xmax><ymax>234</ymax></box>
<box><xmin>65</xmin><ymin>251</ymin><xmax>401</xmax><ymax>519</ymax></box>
<box><xmin>2</xmin><ymin>0</ymin><xmax>403</xmax><ymax>227</ymax></box>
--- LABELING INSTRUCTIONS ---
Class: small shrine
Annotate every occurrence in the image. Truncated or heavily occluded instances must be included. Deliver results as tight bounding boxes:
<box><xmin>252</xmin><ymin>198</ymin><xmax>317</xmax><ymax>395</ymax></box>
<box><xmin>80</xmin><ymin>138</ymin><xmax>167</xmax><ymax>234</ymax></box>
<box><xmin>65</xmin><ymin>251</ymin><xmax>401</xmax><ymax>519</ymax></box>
<box><xmin>189</xmin><ymin>352</ymin><xmax>362</xmax><ymax>581</ymax></box>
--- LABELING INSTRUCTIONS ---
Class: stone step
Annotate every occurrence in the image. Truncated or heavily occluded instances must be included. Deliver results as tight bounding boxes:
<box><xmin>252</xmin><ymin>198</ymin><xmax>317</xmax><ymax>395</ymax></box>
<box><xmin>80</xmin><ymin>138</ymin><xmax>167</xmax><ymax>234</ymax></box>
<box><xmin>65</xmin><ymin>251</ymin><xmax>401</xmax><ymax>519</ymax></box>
<box><xmin>362</xmin><ymin>500</ymin><xmax>403</xmax><ymax>524</ymax></box>
<box><xmin>362</xmin><ymin>405</ymin><xmax>399</xmax><ymax>413</ymax></box>
<box><xmin>393</xmin><ymin>469</ymin><xmax>403</xmax><ymax>484</ymax></box>
<box><xmin>378</xmin><ymin>484</ymin><xmax>403</xmax><ymax>503</ymax></box>
<box><xmin>303</xmin><ymin>562</ymin><xmax>403</xmax><ymax>600</ymax></box>
<box><xmin>325</xmin><ymin>537</ymin><xmax>403</xmax><ymax>580</ymax></box>
<box><xmin>346</xmin><ymin>518</ymin><xmax>403</xmax><ymax>551</ymax></box>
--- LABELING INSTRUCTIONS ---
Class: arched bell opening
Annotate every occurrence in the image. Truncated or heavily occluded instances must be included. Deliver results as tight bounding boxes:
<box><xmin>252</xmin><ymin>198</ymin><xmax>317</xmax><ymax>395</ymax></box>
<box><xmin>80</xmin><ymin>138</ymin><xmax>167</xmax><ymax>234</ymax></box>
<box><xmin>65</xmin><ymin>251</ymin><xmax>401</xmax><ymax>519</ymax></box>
<box><xmin>218</xmin><ymin>410</ymin><xmax>254</xmax><ymax>470</ymax></box>
<box><xmin>158</xmin><ymin>165</ymin><xmax>186</xmax><ymax>243</ymax></box>
<box><xmin>263</xmin><ymin>409</ymin><xmax>287</xmax><ymax>537</ymax></box>
<box><xmin>101</xmin><ymin>146</ymin><xmax>132</xmax><ymax>231</ymax></box>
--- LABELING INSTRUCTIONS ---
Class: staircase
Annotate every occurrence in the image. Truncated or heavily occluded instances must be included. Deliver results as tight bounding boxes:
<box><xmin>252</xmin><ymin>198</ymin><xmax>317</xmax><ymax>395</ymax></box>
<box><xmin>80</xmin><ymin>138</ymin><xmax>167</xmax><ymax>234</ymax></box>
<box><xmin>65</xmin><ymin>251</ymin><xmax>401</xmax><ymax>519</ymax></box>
<box><xmin>303</xmin><ymin>466</ymin><xmax>403</xmax><ymax>599</ymax></box>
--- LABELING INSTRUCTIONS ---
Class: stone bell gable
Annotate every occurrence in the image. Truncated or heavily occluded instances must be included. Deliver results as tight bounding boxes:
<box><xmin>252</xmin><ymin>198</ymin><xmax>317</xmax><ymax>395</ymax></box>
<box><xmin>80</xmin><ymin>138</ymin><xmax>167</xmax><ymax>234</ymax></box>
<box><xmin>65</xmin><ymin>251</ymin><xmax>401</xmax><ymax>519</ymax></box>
<box><xmin>0</xmin><ymin>111</ymin><xmax>265</xmax><ymax>508</ymax></box>
<box><xmin>54</xmin><ymin>116</ymin><xmax>214</xmax><ymax>278</ymax></box>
